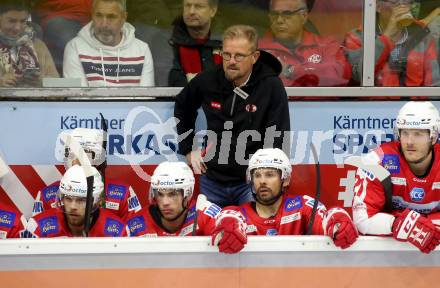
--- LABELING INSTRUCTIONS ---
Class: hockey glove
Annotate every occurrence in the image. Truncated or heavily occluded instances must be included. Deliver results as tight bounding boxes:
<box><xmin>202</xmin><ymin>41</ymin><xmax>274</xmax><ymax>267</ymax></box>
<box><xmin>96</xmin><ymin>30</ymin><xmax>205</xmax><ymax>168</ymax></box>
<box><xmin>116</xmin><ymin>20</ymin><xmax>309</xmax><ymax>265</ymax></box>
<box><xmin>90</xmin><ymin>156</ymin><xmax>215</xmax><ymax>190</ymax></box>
<box><xmin>392</xmin><ymin>209</ymin><xmax>440</xmax><ymax>254</ymax></box>
<box><xmin>211</xmin><ymin>210</ymin><xmax>247</xmax><ymax>254</ymax></box>
<box><xmin>323</xmin><ymin>208</ymin><xmax>359</xmax><ymax>249</ymax></box>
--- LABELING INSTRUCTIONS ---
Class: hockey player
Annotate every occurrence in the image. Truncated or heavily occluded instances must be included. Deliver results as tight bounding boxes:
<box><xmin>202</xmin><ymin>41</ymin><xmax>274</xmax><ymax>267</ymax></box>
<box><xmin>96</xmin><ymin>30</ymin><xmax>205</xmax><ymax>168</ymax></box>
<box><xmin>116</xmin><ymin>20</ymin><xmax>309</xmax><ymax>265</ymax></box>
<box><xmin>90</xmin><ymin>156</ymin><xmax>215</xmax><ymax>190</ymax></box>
<box><xmin>0</xmin><ymin>202</ymin><xmax>27</xmax><ymax>239</ymax></box>
<box><xmin>32</xmin><ymin>128</ymin><xmax>141</xmax><ymax>220</ymax></box>
<box><xmin>126</xmin><ymin>161</ymin><xmax>247</xmax><ymax>253</ymax></box>
<box><xmin>224</xmin><ymin>148</ymin><xmax>358</xmax><ymax>249</ymax></box>
<box><xmin>24</xmin><ymin>165</ymin><xmax>127</xmax><ymax>237</ymax></box>
<box><xmin>352</xmin><ymin>101</ymin><xmax>440</xmax><ymax>254</ymax></box>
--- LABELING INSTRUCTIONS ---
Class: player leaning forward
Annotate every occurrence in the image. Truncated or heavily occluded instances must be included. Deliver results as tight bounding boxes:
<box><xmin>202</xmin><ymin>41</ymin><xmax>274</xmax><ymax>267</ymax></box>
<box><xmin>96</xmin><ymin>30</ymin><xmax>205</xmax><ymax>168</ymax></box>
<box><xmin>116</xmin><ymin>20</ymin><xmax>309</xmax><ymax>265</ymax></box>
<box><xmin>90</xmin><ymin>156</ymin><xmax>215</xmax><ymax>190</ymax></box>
<box><xmin>353</xmin><ymin>101</ymin><xmax>440</xmax><ymax>254</ymax></box>
<box><xmin>225</xmin><ymin>148</ymin><xmax>358</xmax><ymax>248</ymax></box>
<box><xmin>126</xmin><ymin>161</ymin><xmax>248</xmax><ymax>253</ymax></box>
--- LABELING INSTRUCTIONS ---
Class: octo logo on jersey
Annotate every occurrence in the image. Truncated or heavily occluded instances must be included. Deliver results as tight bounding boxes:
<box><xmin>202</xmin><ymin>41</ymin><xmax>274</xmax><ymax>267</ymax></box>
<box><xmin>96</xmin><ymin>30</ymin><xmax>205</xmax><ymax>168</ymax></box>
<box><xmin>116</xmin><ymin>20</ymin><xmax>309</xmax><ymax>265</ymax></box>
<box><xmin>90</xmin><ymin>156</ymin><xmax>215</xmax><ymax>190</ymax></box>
<box><xmin>410</xmin><ymin>187</ymin><xmax>425</xmax><ymax>202</ymax></box>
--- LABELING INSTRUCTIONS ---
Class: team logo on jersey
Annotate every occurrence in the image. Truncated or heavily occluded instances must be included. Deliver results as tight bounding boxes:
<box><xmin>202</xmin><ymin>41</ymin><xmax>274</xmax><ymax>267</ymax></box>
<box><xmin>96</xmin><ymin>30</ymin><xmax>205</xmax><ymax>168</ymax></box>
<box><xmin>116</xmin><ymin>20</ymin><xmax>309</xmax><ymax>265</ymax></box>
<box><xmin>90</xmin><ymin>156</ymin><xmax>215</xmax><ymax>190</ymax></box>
<box><xmin>42</xmin><ymin>185</ymin><xmax>59</xmax><ymax>202</ymax></box>
<box><xmin>266</xmin><ymin>229</ymin><xmax>278</xmax><ymax>236</ymax></box>
<box><xmin>308</xmin><ymin>54</ymin><xmax>322</xmax><ymax>64</ymax></box>
<box><xmin>184</xmin><ymin>206</ymin><xmax>196</xmax><ymax>224</ymax></box>
<box><xmin>382</xmin><ymin>154</ymin><xmax>400</xmax><ymax>174</ymax></box>
<box><xmin>410</xmin><ymin>187</ymin><xmax>425</xmax><ymax>202</ymax></box>
<box><xmin>127</xmin><ymin>216</ymin><xmax>146</xmax><ymax>235</ymax></box>
<box><xmin>0</xmin><ymin>210</ymin><xmax>15</xmax><ymax>228</ymax></box>
<box><xmin>104</xmin><ymin>219</ymin><xmax>124</xmax><ymax>236</ymax></box>
<box><xmin>245</xmin><ymin>104</ymin><xmax>257</xmax><ymax>113</ymax></box>
<box><xmin>284</xmin><ymin>196</ymin><xmax>302</xmax><ymax>212</ymax></box>
<box><xmin>39</xmin><ymin>216</ymin><xmax>59</xmax><ymax>236</ymax></box>
<box><xmin>107</xmin><ymin>184</ymin><xmax>127</xmax><ymax>200</ymax></box>
<box><xmin>211</xmin><ymin>101</ymin><xmax>221</xmax><ymax>110</ymax></box>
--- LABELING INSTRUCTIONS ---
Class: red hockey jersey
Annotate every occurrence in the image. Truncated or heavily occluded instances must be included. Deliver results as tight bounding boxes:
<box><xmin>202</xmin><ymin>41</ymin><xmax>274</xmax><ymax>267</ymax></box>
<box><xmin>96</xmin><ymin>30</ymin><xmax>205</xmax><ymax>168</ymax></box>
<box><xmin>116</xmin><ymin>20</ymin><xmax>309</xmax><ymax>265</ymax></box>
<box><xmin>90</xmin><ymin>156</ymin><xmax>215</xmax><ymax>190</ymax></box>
<box><xmin>32</xmin><ymin>180</ymin><xmax>141</xmax><ymax>221</ymax></box>
<box><xmin>24</xmin><ymin>207</ymin><xmax>127</xmax><ymax>237</ymax></box>
<box><xmin>232</xmin><ymin>194</ymin><xmax>326</xmax><ymax>236</ymax></box>
<box><xmin>353</xmin><ymin>141</ymin><xmax>440</xmax><ymax>235</ymax></box>
<box><xmin>126</xmin><ymin>199</ymin><xmax>220</xmax><ymax>236</ymax></box>
<box><xmin>0</xmin><ymin>202</ymin><xmax>27</xmax><ymax>239</ymax></box>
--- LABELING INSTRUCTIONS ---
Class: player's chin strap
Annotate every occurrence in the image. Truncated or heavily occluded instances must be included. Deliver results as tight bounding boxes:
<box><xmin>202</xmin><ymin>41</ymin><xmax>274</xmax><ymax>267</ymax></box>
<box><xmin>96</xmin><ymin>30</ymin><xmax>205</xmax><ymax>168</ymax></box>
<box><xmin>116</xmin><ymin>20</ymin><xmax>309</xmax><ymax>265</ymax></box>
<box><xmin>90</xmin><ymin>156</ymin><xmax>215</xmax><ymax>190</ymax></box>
<box><xmin>306</xmin><ymin>143</ymin><xmax>320</xmax><ymax>235</ymax></box>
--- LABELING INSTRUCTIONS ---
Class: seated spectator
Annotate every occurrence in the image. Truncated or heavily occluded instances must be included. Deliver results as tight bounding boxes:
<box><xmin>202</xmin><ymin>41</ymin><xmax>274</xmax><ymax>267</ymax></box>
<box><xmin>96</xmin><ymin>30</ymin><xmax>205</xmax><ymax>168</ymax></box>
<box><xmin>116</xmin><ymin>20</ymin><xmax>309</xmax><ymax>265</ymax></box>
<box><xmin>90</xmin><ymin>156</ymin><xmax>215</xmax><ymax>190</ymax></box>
<box><xmin>344</xmin><ymin>0</ymin><xmax>440</xmax><ymax>86</ymax></box>
<box><xmin>168</xmin><ymin>0</ymin><xmax>222</xmax><ymax>86</ymax></box>
<box><xmin>63</xmin><ymin>0</ymin><xmax>154</xmax><ymax>87</ymax></box>
<box><xmin>0</xmin><ymin>0</ymin><xmax>59</xmax><ymax>87</ymax></box>
<box><xmin>258</xmin><ymin>0</ymin><xmax>351</xmax><ymax>86</ymax></box>
<box><xmin>24</xmin><ymin>165</ymin><xmax>127</xmax><ymax>237</ymax></box>
<box><xmin>0</xmin><ymin>202</ymin><xmax>27</xmax><ymax>239</ymax></box>
<box><xmin>31</xmin><ymin>0</ymin><xmax>93</xmax><ymax>75</ymax></box>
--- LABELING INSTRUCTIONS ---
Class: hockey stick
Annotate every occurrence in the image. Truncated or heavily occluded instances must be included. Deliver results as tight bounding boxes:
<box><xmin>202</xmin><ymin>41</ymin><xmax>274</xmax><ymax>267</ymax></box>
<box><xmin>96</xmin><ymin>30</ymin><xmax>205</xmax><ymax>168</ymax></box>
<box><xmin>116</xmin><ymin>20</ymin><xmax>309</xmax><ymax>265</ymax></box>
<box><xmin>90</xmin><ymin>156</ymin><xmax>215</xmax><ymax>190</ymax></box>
<box><xmin>192</xmin><ymin>194</ymin><xmax>209</xmax><ymax>235</ymax></box>
<box><xmin>344</xmin><ymin>155</ymin><xmax>393</xmax><ymax>212</ymax></box>
<box><xmin>0</xmin><ymin>154</ymin><xmax>9</xmax><ymax>179</ymax></box>
<box><xmin>60</xmin><ymin>132</ymin><xmax>95</xmax><ymax>236</ymax></box>
<box><xmin>306</xmin><ymin>143</ymin><xmax>321</xmax><ymax>235</ymax></box>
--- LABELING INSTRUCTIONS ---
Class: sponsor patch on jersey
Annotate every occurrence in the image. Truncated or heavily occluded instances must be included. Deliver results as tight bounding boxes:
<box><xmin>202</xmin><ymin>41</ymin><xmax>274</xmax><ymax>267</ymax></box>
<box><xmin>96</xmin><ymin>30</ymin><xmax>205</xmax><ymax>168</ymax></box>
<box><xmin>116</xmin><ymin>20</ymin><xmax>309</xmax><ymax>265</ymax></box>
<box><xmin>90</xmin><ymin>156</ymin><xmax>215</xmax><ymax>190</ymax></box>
<box><xmin>179</xmin><ymin>225</ymin><xmax>193</xmax><ymax>236</ymax></box>
<box><xmin>42</xmin><ymin>184</ymin><xmax>59</xmax><ymax>202</ymax></box>
<box><xmin>432</xmin><ymin>182</ymin><xmax>440</xmax><ymax>190</ymax></box>
<box><xmin>204</xmin><ymin>203</ymin><xmax>221</xmax><ymax>219</ymax></box>
<box><xmin>128</xmin><ymin>195</ymin><xmax>141</xmax><ymax>211</ymax></box>
<box><xmin>127</xmin><ymin>216</ymin><xmax>146</xmax><ymax>235</ymax></box>
<box><xmin>246</xmin><ymin>225</ymin><xmax>257</xmax><ymax>233</ymax></box>
<box><xmin>184</xmin><ymin>206</ymin><xmax>196</xmax><ymax>224</ymax></box>
<box><xmin>0</xmin><ymin>210</ymin><xmax>16</xmax><ymax>228</ymax></box>
<box><xmin>382</xmin><ymin>154</ymin><xmax>400</xmax><ymax>174</ymax></box>
<box><xmin>104</xmin><ymin>218</ymin><xmax>123</xmax><ymax>236</ymax></box>
<box><xmin>391</xmin><ymin>177</ymin><xmax>406</xmax><ymax>186</ymax></box>
<box><xmin>105</xmin><ymin>201</ymin><xmax>120</xmax><ymax>210</ymax></box>
<box><xmin>32</xmin><ymin>201</ymin><xmax>43</xmax><ymax>215</ymax></box>
<box><xmin>39</xmin><ymin>216</ymin><xmax>59</xmax><ymax>237</ymax></box>
<box><xmin>280</xmin><ymin>212</ymin><xmax>301</xmax><ymax>225</ymax></box>
<box><xmin>410</xmin><ymin>187</ymin><xmax>425</xmax><ymax>202</ymax></box>
<box><xmin>266</xmin><ymin>228</ymin><xmax>278</xmax><ymax>236</ymax></box>
<box><xmin>359</xmin><ymin>168</ymin><xmax>375</xmax><ymax>181</ymax></box>
<box><xmin>284</xmin><ymin>196</ymin><xmax>302</xmax><ymax>212</ymax></box>
<box><xmin>0</xmin><ymin>230</ymin><xmax>7</xmax><ymax>239</ymax></box>
<box><xmin>107</xmin><ymin>184</ymin><xmax>127</xmax><ymax>201</ymax></box>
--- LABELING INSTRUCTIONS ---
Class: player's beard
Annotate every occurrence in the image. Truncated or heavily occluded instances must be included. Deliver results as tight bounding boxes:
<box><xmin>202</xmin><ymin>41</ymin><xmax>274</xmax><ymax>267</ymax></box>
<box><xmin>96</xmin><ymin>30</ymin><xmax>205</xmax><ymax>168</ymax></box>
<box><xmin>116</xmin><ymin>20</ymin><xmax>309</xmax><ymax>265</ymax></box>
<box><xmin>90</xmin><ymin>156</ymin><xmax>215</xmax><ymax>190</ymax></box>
<box><xmin>255</xmin><ymin>186</ymin><xmax>284</xmax><ymax>206</ymax></box>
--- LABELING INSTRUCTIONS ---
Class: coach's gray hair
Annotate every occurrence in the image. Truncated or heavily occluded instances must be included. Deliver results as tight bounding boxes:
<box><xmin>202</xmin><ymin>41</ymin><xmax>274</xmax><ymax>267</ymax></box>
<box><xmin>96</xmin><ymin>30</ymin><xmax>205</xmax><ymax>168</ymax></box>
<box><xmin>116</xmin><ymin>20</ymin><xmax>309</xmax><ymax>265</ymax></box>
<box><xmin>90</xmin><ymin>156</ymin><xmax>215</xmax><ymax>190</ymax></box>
<box><xmin>93</xmin><ymin>0</ymin><xmax>126</xmax><ymax>12</ymax></box>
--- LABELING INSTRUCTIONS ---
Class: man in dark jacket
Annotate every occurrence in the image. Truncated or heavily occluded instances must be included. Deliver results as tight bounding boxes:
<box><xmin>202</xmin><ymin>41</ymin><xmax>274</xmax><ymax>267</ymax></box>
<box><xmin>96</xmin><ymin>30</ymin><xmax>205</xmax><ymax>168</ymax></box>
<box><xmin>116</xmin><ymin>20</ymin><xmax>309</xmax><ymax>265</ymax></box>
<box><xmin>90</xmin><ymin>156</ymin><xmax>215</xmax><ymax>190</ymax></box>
<box><xmin>168</xmin><ymin>0</ymin><xmax>221</xmax><ymax>86</ymax></box>
<box><xmin>174</xmin><ymin>24</ymin><xmax>290</xmax><ymax>208</ymax></box>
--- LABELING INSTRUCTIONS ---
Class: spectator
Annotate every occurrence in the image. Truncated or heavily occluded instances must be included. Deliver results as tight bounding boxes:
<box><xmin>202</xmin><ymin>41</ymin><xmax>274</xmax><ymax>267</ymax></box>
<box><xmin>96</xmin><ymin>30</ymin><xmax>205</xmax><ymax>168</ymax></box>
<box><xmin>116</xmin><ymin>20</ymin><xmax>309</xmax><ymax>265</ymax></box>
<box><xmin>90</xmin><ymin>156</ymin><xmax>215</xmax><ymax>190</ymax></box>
<box><xmin>351</xmin><ymin>101</ymin><xmax>440</xmax><ymax>254</ymax></box>
<box><xmin>0</xmin><ymin>0</ymin><xmax>58</xmax><ymax>87</ymax></box>
<box><xmin>169</xmin><ymin>0</ymin><xmax>222</xmax><ymax>86</ymax></box>
<box><xmin>223</xmin><ymin>148</ymin><xmax>358</xmax><ymax>249</ymax></box>
<box><xmin>344</xmin><ymin>0</ymin><xmax>440</xmax><ymax>86</ymax></box>
<box><xmin>174</xmin><ymin>25</ymin><xmax>290</xmax><ymax>208</ymax></box>
<box><xmin>63</xmin><ymin>0</ymin><xmax>154</xmax><ymax>87</ymax></box>
<box><xmin>0</xmin><ymin>202</ymin><xmax>27</xmax><ymax>239</ymax></box>
<box><xmin>31</xmin><ymin>0</ymin><xmax>92</xmax><ymax>74</ymax></box>
<box><xmin>258</xmin><ymin>0</ymin><xmax>351</xmax><ymax>86</ymax></box>
<box><xmin>126</xmin><ymin>161</ymin><xmax>247</xmax><ymax>253</ymax></box>
<box><xmin>24</xmin><ymin>165</ymin><xmax>128</xmax><ymax>237</ymax></box>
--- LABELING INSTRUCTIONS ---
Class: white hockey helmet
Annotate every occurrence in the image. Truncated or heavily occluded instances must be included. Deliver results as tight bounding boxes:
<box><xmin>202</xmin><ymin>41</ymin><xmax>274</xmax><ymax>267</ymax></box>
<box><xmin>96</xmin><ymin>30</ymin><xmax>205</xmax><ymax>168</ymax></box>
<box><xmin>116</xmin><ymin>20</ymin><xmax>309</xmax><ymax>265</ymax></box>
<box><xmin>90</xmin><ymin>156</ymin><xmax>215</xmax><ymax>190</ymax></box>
<box><xmin>395</xmin><ymin>101</ymin><xmax>440</xmax><ymax>139</ymax></box>
<box><xmin>59</xmin><ymin>165</ymin><xmax>104</xmax><ymax>206</ymax></box>
<box><xmin>149</xmin><ymin>161</ymin><xmax>195</xmax><ymax>203</ymax></box>
<box><xmin>247</xmin><ymin>148</ymin><xmax>292</xmax><ymax>181</ymax></box>
<box><xmin>64</xmin><ymin>128</ymin><xmax>105</xmax><ymax>169</ymax></box>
